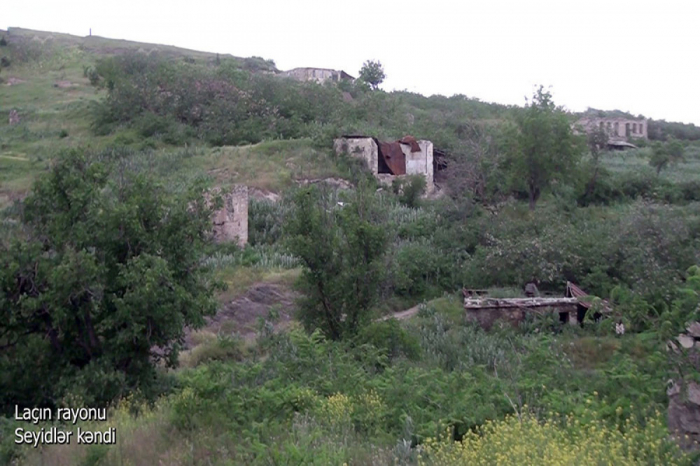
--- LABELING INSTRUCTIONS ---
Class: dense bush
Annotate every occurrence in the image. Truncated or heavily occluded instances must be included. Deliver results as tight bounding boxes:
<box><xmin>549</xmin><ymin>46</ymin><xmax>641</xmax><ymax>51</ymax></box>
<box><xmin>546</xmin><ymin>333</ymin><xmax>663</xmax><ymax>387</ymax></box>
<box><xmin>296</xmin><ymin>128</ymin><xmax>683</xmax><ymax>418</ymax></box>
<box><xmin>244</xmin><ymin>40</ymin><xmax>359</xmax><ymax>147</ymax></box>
<box><xmin>0</xmin><ymin>148</ymin><xmax>220</xmax><ymax>413</ymax></box>
<box><xmin>461</xmin><ymin>201</ymin><xmax>700</xmax><ymax>308</ymax></box>
<box><xmin>419</xmin><ymin>409</ymin><xmax>689</xmax><ymax>465</ymax></box>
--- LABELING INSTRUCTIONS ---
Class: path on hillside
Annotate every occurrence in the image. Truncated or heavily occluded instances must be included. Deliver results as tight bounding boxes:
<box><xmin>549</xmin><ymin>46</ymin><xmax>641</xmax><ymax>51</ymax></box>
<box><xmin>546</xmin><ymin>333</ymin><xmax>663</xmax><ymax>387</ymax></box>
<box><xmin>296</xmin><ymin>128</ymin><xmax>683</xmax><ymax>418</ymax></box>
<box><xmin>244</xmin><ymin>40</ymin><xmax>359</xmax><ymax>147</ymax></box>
<box><xmin>0</xmin><ymin>154</ymin><xmax>29</xmax><ymax>161</ymax></box>
<box><xmin>380</xmin><ymin>304</ymin><xmax>423</xmax><ymax>321</ymax></box>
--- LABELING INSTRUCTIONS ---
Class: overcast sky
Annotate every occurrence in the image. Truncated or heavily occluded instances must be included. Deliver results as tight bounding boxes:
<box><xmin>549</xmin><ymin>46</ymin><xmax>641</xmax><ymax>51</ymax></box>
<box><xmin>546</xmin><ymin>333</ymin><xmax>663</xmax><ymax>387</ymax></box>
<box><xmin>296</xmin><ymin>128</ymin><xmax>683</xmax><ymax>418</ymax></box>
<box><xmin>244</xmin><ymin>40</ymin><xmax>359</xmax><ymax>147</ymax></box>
<box><xmin>6</xmin><ymin>0</ymin><xmax>700</xmax><ymax>125</ymax></box>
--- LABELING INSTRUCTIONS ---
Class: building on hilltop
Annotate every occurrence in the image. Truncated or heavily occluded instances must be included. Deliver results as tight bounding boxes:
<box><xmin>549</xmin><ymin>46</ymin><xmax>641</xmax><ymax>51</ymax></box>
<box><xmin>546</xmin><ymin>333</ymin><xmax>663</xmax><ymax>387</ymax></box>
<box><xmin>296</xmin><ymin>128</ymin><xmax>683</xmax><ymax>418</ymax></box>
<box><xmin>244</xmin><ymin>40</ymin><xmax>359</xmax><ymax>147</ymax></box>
<box><xmin>333</xmin><ymin>135</ymin><xmax>436</xmax><ymax>193</ymax></box>
<box><xmin>281</xmin><ymin>67</ymin><xmax>355</xmax><ymax>84</ymax></box>
<box><xmin>574</xmin><ymin>116</ymin><xmax>648</xmax><ymax>150</ymax></box>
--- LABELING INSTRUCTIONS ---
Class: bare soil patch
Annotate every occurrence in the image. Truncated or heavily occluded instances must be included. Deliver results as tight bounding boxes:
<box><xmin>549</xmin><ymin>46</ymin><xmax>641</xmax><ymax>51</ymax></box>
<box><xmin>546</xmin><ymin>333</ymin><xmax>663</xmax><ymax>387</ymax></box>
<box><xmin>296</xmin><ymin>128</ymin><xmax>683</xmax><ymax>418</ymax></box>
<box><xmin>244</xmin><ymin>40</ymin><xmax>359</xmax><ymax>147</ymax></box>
<box><xmin>184</xmin><ymin>282</ymin><xmax>297</xmax><ymax>348</ymax></box>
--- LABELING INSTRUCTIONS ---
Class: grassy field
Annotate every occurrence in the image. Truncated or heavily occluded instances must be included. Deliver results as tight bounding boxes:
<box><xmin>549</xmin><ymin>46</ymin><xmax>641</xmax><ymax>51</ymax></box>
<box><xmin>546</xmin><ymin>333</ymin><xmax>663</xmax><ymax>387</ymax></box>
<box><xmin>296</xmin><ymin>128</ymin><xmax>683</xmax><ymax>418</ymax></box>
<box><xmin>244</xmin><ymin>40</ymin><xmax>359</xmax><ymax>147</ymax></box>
<box><xmin>602</xmin><ymin>146</ymin><xmax>700</xmax><ymax>182</ymax></box>
<box><xmin>0</xmin><ymin>28</ymin><xmax>295</xmax><ymax>207</ymax></box>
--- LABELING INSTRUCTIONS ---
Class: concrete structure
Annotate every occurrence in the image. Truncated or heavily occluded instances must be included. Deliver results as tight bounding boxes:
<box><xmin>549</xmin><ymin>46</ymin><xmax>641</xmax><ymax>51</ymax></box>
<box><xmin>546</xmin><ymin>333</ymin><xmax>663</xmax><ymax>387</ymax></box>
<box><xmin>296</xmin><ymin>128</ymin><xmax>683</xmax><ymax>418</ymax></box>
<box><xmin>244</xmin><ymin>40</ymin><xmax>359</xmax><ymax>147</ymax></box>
<box><xmin>281</xmin><ymin>67</ymin><xmax>354</xmax><ymax>84</ymax></box>
<box><xmin>333</xmin><ymin>136</ymin><xmax>435</xmax><ymax>193</ymax></box>
<box><xmin>575</xmin><ymin>116</ymin><xmax>648</xmax><ymax>142</ymax></box>
<box><xmin>210</xmin><ymin>185</ymin><xmax>248</xmax><ymax>247</ymax></box>
<box><xmin>464</xmin><ymin>297</ymin><xmax>580</xmax><ymax>330</ymax></box>
<box><xmin>463</xmin><ymin>282</ymin><xmax>610</xmax><ymax>330</ymax></box>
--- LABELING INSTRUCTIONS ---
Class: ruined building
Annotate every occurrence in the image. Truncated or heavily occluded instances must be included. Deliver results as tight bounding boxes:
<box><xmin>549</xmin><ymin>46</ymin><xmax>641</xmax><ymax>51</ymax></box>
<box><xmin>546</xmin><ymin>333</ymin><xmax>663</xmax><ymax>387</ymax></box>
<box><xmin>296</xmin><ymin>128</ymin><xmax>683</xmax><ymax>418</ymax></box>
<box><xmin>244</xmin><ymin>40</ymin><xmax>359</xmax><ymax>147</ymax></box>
<box><xmin>281</xmin><ymin>67</ymin><xmax>354</xmax><ymax>84</ymax></box>
<box><xmin>209</xmin><ymin>185</ymin><xmax>248</xmax><ymax>247</ymax></box>
<box><xmin>333</xmin><ymin>135</ymin><xmax>435</xmax><ymax>193</ymax></box>
<box><xmin>575</xmin><ymin>116</ymin><xmax>648</xmax><ymax>149</ymax></box>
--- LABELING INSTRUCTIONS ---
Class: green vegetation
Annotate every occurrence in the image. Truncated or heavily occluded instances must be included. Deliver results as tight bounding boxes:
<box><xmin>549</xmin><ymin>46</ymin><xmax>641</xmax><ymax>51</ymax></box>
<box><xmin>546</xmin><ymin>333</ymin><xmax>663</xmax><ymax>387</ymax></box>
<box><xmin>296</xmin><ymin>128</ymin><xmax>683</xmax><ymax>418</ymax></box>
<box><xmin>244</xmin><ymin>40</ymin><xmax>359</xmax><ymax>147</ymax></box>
<box><xmin>0</xmin><ymin>149</ymin><xmax>220</xmax><ymax>412</ymax></box>
<box><xmin>358</xmin><ymin>59</ymin><xmax>386</xmax><ymax>90</ymax></box>
<box><xmin>2</xmin><ymin>28</ymin><xmax>700</xmax><ymax>465</ymax></box>
<box><xmin>503</xmin><ymin>86</ymin><xmax>584</xmax><ymax>210</ymax></box>
<box><xmin>286</xmin><ymin>184</ymin><xmax>388</xmax><ymax>339</ymax></box>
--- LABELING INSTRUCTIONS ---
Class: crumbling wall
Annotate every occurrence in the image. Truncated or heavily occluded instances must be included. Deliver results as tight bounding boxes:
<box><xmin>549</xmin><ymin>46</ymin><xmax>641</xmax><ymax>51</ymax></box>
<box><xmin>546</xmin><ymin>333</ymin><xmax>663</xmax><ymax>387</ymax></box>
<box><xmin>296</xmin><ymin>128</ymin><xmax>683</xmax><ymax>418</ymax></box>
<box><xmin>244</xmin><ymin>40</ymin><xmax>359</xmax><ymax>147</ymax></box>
<box><xmin>465</xmin><ymin>304</ymin><xmax>579</xmax><ymax>330</ymax></box>
<box><xmin>333</xmin><ymin>137</ymin><xmax>379</xmax><ymax>175</ymax></box>
<box><xmin>210</xmin><ymin>185</ymin><xmax>248</xmax><ymax>247</ymax></box>
<box><xmin>402</xmin><ymin>140</ymin><xmax>434</xmax><ymax>193</ymax></box>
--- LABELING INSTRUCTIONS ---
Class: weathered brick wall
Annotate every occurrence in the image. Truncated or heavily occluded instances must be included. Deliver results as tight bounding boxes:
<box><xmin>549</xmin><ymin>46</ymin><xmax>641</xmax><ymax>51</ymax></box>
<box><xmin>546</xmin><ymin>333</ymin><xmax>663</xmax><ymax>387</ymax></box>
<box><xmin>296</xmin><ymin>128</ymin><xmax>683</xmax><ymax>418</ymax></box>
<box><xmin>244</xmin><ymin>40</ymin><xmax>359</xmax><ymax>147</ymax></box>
<box><xmin>333</xmin><ymin>137</ymin><xmax>379</xmax><ymax>175</ymax></box>
<box><xmin>211</xmin><ymin>185</ymin><xmax>248</xmax><ymax>247</ymax></box>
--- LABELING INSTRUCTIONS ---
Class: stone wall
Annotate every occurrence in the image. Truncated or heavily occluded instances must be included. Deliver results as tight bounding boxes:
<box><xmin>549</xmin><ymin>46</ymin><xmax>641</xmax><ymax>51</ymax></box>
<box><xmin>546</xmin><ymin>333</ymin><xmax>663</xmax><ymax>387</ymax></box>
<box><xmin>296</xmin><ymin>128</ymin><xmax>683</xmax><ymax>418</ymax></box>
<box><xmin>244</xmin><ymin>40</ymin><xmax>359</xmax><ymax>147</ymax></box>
<box><xmin>403</xmin><ymin>140</ymin><xmax>434</xmax><ymax>193</ymax></box>
<box><xmin>333</xmin><ymin>137</ymin><xmax>379</xmax><ymax>175</ymax></box>
<box><xmin>465</xmin><ymin>304</ymin><xmax>579</xmax><ymax>330</ymax></box>
<box><xmin>210</xmin><ymin>185</ymin><xmax>248</xmax><ymax>247</ymax></box>
<box><xmin>281</xmin><ymin>68</ymin><xmax>349</xmax><ymax>84</ymax></box>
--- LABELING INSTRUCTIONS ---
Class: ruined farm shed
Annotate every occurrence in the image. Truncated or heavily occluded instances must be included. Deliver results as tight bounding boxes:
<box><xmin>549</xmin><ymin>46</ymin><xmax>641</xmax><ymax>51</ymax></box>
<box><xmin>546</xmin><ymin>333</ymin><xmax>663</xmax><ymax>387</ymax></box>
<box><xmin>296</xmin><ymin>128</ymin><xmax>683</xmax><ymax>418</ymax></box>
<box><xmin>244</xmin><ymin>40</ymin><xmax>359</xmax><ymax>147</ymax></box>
<box><xmin>334</xmin><ymin>135</ymin><xmax>435</xmax><ymax>192</ymax></box>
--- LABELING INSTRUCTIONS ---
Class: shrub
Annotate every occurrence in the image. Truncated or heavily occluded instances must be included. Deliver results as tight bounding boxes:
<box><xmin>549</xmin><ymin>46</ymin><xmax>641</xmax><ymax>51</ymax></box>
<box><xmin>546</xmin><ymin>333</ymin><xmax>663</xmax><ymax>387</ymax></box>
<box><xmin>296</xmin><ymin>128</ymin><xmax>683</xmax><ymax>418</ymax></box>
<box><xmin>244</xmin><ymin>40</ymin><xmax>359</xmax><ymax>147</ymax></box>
<box><xmin>181</xmin><ymin>334</ymin><xmax>246</xmax><ymax>368</ymax></box>
<box><xmin>0</xmin><ymin>148</ymin><xmax>220</xmax><ymax>413</ymax></box>
<box><xmin>355</xmin><ymin>319</ymin><xmax>421</xmax><ymax>361</ymax></box>
<box><xmin>419</xmin><ymin>410</ymin><xmax>689</xmax><ymax>466</ymax></box>
<box><xmin>392</xmin><ymin>174</ymin><xmax>427</xmax><ymax>208</ymax></box>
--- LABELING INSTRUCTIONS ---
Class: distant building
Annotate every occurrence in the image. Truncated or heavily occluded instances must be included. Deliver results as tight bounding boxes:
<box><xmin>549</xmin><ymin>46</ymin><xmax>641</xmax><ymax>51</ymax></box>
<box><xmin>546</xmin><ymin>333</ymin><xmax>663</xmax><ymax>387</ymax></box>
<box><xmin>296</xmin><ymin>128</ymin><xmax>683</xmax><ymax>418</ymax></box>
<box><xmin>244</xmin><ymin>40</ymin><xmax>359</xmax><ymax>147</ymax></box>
<box><xmin>575</xmin><ymin>116</ymin><xmax>648</xmax><ymax>146</ymax></box>
<box><xmin>281</xmin><ymin>67</ymin><xmax>355</xmax><ymax>84</ymax></box>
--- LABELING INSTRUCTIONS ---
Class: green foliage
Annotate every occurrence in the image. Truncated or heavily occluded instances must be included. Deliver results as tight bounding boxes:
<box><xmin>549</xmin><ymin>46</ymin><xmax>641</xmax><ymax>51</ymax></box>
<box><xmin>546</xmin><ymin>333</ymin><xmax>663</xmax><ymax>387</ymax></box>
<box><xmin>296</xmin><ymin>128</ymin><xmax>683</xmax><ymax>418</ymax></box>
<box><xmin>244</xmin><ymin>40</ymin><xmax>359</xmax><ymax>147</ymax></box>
<box><xmin>419</xmin><ymin>409</ymin><xmax>689</xmax><ymax>465</ymax></box>
<box><xmin>503</xmin><ymin>86</ymin><xmax>584</xmax><ymax>210</ymax></box>
<box><xmin>286</xmin><ymin>184</ymin><xmax>388</xmax><ymax>339</ymax></box>
<box><xmin>650</xmin><ymin>140</ymin><xmax>685</xmax><ymax>175</ymax></box>
<box><xmin>0</xmin><ymin>148</ymin><xmax>219</xmax><ymax>413</ymax></box>
<box><xmin>462</xmin><ymin>201</ymin><xmax>700</xmax><ymax>304</ymax></box>
<box><xmin>356</xmin><ymin>319</ymin><xmax>421</xmax><ymax>362</ymax></box>
<box><xmin>358</xmin><ymin>60</ymin><xmax>386</xmax><ymax>90</ymax></box>
<box><xmin>648</xmin><ymin>119</ymin><xmax>700</xmax><ymax>141</ymax></box>
<box><xmin>393</xmin><ymin>174</ymin><xmax>427</xmax><ymax>208</ymax></box>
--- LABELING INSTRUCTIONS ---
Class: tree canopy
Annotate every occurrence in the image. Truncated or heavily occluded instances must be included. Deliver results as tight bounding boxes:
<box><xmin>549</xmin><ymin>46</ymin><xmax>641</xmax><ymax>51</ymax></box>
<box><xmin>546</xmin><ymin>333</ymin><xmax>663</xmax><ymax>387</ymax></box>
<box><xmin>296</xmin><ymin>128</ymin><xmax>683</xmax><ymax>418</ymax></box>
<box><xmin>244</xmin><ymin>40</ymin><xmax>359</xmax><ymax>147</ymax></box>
<box><xmin>0</xmin><ymin>149</ymin><xmax>219</xmax><ymax>413</ymax></box>
<box><xmin>285</xmin><ymin>184</ymin><xmax>387</xmax><ymax>340</ymax></box>
<box><xmin>358</xmin><ymin>60</ymin><xmax>386</xmax><ymax>90</ymax></box>
<box><xmin>504</xmin><ymin>86</ymin><xmax>584</xmax><ymax>210</ymax></box>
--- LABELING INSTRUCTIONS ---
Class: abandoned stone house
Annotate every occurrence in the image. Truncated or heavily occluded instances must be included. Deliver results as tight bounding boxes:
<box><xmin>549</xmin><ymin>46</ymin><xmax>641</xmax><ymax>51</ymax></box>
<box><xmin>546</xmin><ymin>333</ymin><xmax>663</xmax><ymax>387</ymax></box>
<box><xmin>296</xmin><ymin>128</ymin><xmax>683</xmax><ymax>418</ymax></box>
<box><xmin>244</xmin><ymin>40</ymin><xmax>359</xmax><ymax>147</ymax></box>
<box><xmin>575</xmin><ymin>116</ymin><xmax>648</xmax><ymax>149</ymax></box>
<box><xmin>463</xmin><ymin>282</ymin><xmax>610</xmax><ymax>330</ymax></box>
<box><xmin>333</xmin><ymin>135</ymin><xmax>437</xmax><ymax>193</ymax></box>
<box><xmin>280</xmin><ymin>67</ymin><xmax>355</xmax><ymax>84</ymax></box>
<box><xmin>209</xmin><ymin>185</ymin><xmax>249</xmax><ymax>247</ymax></box>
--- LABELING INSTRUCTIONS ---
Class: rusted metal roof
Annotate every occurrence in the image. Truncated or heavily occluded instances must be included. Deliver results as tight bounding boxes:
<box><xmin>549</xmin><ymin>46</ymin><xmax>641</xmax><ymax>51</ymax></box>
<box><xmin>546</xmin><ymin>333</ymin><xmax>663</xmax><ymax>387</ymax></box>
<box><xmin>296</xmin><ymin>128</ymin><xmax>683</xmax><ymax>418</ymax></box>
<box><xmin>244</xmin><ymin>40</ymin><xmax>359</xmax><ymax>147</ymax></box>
<box><xmin>566</xmin><ymin>281</ymin><xmax>612</xmax><ymax>312</ymax></box>
<box><xmin>377</xmin><ymin>141</ymin><xmax>406</xmax><ymax>175</ymax></box>
<box><xmin>399</xmin><ymin>135</ymin><xmax>421</xmax><ymax>153</ymax></box>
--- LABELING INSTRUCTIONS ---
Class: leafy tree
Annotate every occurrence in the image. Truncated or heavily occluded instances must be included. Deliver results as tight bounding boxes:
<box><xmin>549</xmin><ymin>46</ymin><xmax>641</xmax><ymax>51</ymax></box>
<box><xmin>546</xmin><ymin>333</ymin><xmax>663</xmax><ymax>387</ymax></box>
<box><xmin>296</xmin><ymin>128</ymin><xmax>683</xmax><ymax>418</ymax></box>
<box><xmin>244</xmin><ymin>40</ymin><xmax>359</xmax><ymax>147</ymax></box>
<box><xmin>286</xmin><ymin>184</ymin><xmax>387</xmax><ymax>340</ymax></box>
<box><xmin>649</xmin><ymin>140</ymin><xmax>684</xmax><ymax>175</ymax></box>
<box><xmin>504</xmin><ymin>86</ymin><xmax>584</xmax><ymax>210</ymax></box>
<box><xmin>358</xmin><ymin>60</ymin><xmax>386</xmax><ymax>90</ymax></box>
<box><xmin>0</xmin><ymin>149</ymin><xmax>219</xmax><ymax>412</ymax></box>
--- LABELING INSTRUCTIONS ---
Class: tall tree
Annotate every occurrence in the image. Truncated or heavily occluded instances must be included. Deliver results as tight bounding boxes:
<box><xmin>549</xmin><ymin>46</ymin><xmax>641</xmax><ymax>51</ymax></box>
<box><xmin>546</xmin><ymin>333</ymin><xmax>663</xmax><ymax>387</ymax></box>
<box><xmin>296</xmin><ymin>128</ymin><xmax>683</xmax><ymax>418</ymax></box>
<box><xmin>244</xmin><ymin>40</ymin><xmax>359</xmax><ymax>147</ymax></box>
<box><xmin>504</xmin><ymin>86</ymin><xmax>584</xmax><ymax>210</ymax></box>
<box><xmin>286</xmin><ymin>183</ymin><xmax>387</xmax><ymax>340</ymax></box>
<box><xmin>649</xmin><ymin>139</ymin><xmax>684</xmax><ymax>175</ymax></box>
<box><xmin>358</xmin><ymin>60</ymin><xmax>386</xmax><ymax>90</ymax></box>
<box><xmin>0</xmin><ymin>149</ymin><xmax>219</xmax><ymax>412</ymax></box>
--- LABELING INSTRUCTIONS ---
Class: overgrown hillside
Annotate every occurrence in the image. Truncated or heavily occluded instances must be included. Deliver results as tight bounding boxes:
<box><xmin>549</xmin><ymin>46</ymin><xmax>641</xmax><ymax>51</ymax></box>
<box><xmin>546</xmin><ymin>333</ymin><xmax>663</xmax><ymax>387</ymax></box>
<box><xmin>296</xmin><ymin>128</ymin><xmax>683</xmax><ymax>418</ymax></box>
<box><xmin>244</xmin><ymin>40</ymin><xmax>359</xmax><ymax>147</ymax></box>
<box><xmin>2</xmin><ymin>28</ymin><xmax>700</xmax><ymax>466</ymax></box>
